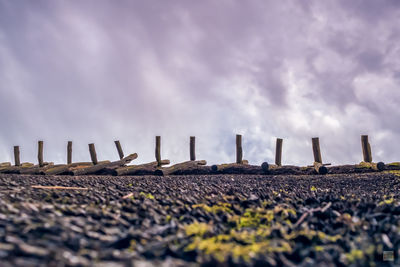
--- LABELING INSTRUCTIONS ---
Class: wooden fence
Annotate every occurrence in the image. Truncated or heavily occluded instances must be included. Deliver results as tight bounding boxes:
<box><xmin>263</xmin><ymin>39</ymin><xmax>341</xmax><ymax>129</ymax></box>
<box><xmin>0</xmin><ymin>135</ymin><xmax>389</xmax><ymax>176</ymax></box>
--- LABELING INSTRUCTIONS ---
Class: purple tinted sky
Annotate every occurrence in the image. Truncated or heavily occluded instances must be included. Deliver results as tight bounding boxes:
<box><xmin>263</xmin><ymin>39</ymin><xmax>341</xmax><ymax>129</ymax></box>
<box><xmin>0</xmin><ymin>0</ymin><xmax>400</xmax><ymax>165</ymax></box>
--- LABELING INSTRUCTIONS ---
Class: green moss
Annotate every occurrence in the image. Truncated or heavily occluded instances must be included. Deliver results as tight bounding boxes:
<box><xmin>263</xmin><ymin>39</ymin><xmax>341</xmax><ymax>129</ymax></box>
<box><xmin>192</xmin><ymin>202</ymin><xmax>232</xmax><ymax>214</ymax></box>
<box><xmin>310</xmin><ymin>186</ymin><xmax>317</xmax><ymax>192</ymax></box>
<box><xmin>139</xmin><ymin>192</ymin><xmax>155</xmax><ymax>200</ymax></box>
<box><xmin>378</xmin><ymin>197</ymin><xmax>394</xmax><ymax>206</ymax></box>
<box><xmin>231</xmin><ymin>208</ymin><xmax>274</xmax><ymax>229</ymax></box>
<box><xmin>283</xmin><ymin>229</ymin><xmax>341</xmax><ymax>243</ymax></box>
<box><xmin>185</xmin><ymin>230</ymin><xmax>292</xmax><ymax>263</ymax></box>
<box><xmin>274</xmin><ymin>205</ymin><xmax>296</xmax><ymax>219</ymax></box>
<box><xmin>128</xmin><ymin>240</ymin><xmax>136</xmax><ymax>252</ymax></box>
<box><xmin>314</xmin><ymin>245</ymin><xmax>324</xmax><ymax>252</ymax></box>
<box><xmin>185</xmin><ymin>221</ymin><xmax>212</xmax><ymax>237</ymax></box>
<box><xmin>345</xmin><ymin>249</ymin><xmax>364</xmax><ymax>263</ymax></box>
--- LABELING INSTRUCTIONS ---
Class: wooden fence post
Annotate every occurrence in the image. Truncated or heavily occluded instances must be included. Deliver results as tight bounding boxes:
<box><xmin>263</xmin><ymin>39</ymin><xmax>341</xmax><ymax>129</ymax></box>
<box><xmin>275</xmin><ymin>138</ymin><xmax>283</xmax><ymax>166</ymax></box>
<box><xmin>38</xmin><ymin>141</ymin><xmax>44</xmax><ymax>167</ymax></box>
<box><xmin>67</xmin><ymin>141</ymin><xmax>72</xmax><ymax>165</ymax></box>
<box><xmin>88</xmin><ymin>143</ymin><xmax>98</xmax><ymax>165</ymax></box>
<box><xmin>311</xmin><ymin>137</ymin><xmax>327</xmax><ymax>174</ymax></box>
<box><xmin>155</xmin><ymin>136</ymin><xmax>161</xmax><ymax>166</ymax></box>
<box><xmin>14</xmin><ymin>146</ymin><xmax>20</xmax><ymax>166</ymax></box>
<box><xmin>190</xmin><ymin>136</ymin><xmax>196</xmax><ymax>161</ymax></box>
<box><xmin>236</xmin><ymin>134</ymin><xmax>243</xmax><ymax>164</ymax></box>
<box><xmin>361</xmin><ymin>135</ymin><xmax>372</xmax><ymax>163</ymax></box>
<box><xmin>312</xmin><ymin>137</ymin><xmax>322</xmax><ymax>163</ymax></box>
<box><xmin>114</xmin><ymin>140</ymin><xmax>124</xmax><ymax>160</ymax></box>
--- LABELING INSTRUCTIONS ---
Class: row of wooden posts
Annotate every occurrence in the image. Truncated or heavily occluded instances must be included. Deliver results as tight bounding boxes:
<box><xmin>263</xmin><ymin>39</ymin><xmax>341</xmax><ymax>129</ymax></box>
<box><xmin>4</xmin><ymin>134</ymin><xmax>383</xmax><ymax>176</ymax></box>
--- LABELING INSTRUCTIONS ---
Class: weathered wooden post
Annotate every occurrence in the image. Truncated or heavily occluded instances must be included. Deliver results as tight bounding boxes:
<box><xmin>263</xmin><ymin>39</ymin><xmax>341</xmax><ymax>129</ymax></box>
<box><xmin>311</xmin><ymin>137</ymin><xmax>327</xmax><ymax>174</ymax></box>
<box><xmin>88</xmin><ymin>143</ymin><xmax>98</xmax><ymax>165</ymax></box>
<box><xmin>114</xmin><ymin>140</ymin><xmax>124</xmax><ymax>160</ymax></box>
<box><xmin>67</xmin><ymin>141</ymin><xmax>72</xmax><ymax>165</ymax></box>
<box><xmin>190</xmin><ymin>136</ymin><xmax>196</xmax><ymax>161</ymax></box>
<box><xmin>236</xmin><ymin>134</ymin><xmax>243</xmax><ymax>164</ymax></box>
<box><xmin>275</xmin><ymin>138</ymin><xmax>283</xmax><ymax>166</ymax></box>
<box><xmin>312</xmin><ymin>137</ymin><xmax>322</xmax><ymax>164</ymax></box>
<box><xmin>361</xmin><ymin>135</ymin><xmax>372</xmax><ymax>163</ymax></box>
<box><xmin>38</xmin><ymin>141</ymin><xmax>44</xmax><ymax>167</ymax></box>
<box><xmin>14</xmin><ymin>146</ymin><xmax>20</xmax><ymax>166</ymax></box>
<box><xmin>360</xmin><ymin>135</ymin><xmax>385</xmax><ymax>171</ymax></box>
<box><xmin>155</xmin><ymin>136</ymin><xmax>161</xmax><ymax>166</ymax></box>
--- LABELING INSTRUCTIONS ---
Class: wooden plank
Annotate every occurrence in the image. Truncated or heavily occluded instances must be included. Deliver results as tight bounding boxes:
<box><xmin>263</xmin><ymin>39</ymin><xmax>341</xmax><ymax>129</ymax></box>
<box><xmin>155</xmin><ymin>136</ymin><xmax>161</xmax><ymax>166</ymax></box>
<box><xmin>275</xmin><ymin>138</ymin><xmax>283</xmax><ymax>166</ymax></box>
<box><xmin>236</xmin><ymin>134</ymin><xmax>243</xmax><ymax>164</ymax></box>
<box><xmin>155</xmin><ymin>160</ymin><xmax>207</xmax><ymax>176</ymax></box>
<box><xmin>190</xmin><ymin>136</ymin><xmax>196</xmax><ymax>161</ymax></box>
<box><xmin>361</xmin><ymin>135</ymin><xmax>372</xmax><ymax>163</ymax></box>
<box><xmin>14</xmin><ymin>146</ymin><xmax>20</xmax><ymax>166</ymax></box>
<box><xmin>211</xmin><ymin>163</ymin><xmax>265</xmax><ymax>174</ymax></box>
<box><xmin>88</xmin><ymin>143</ymin><xmax>98</xmax><ymax>165</ymax></box>
<box><xmin>311</xmin><ymin>137</ymin><xmax>322</xmax><ymax>163</ymax></box>
<box><xmin>43</xmin><ymin>162</ymin><xmax>94</xmax><ymax>175</ymax></box>
<box><xmin>19</xmin><ymin>162</ymin><xmax>54</xmax><ymax>175</ymax></box>
<box><xmin>111</xmin><ymin>160</ymin><xmax>170</xmax><ymax>176</ymax></box>
<box><xmin>67</xmin><ymin>141</ymin><xmax>72</xmax><ymax>165</ymax></box>
<box><xmin>114</xmin><ymin>140</ymin><xmax>124</xmax><ymax>160</ymax></box>
<box><xmin>38</xmin><ymin>141</ymin><xmax>44</xmax><ymax>167</ymax></box>
<box><xmin>43</xmin><ymin>161</ymin><xmax>109</xmax><ymax>175</ymax></box>
<box><xmin>0</xmin><ymin>166</ymin><xmax>20</xmax><ymax>174</ymax></box>
<box><xmin>0</xmin><ymin>163</ymin><xmax>35</xmax><ymax>174</ymax></box>
<box><xmin>0</xmin><ymin>162</ymin><xmax>11</xmax><ymax>168</ymax></box>
<box><xmin>357</xmin><ymin>161</ymin><xmax>385</xmax><ymax>171</ymax></box>
<box><xmin>21</xmin><ymin>162</ymin><xmax>34</xmax><ymax>168</ymax></box>
<box><xmin>71</xmin><ymin>153</ymin><xmax>137</xmax><ymax>176</ymax></box>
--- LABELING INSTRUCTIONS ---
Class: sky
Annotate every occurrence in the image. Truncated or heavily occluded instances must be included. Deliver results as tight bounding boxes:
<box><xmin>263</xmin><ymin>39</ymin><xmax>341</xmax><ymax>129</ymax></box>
<box><xmin>0</xmin><ymin>0</ymin><xmax>400</xmax><ymax>166</ymax></box>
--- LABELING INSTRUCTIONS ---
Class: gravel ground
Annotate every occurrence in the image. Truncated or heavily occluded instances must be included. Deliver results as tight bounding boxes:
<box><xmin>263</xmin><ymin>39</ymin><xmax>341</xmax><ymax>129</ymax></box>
<box><xmin>0</xmin><ymin>172</ymin><xmax>400</xmax><ymax>266</ymax></box>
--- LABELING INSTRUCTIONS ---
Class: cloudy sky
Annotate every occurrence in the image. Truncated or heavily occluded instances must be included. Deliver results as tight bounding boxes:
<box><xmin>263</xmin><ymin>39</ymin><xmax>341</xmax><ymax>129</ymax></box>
<box><xmin>0</xmin><ymin>0</ymin><xmax>399</xmax><ymax>166</ymax></box>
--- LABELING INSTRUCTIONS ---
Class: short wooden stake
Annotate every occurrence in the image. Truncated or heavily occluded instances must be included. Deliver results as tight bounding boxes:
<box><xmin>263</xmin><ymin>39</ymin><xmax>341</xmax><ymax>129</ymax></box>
<box><xmin>38</xmin><ymin>141</ymin><xmax>44</xmax><ymax>167</ymax></box>
<box><xmin>190</xmin><ymin>136</ymin><xmax>196</xmax><ymax>161</ymax></box>
<box><xmin>114</xmin><ymin>140</ymin><xmax>124</xmax><ymax>160</ymax></box>
<box><xmin>155</xmin><ymin>136</ymin><xmax>161</xmax><ymax>166</ymax></box>
<box><xmin>67</xmin><ymin>141</ymin><xmax>72</xmax><ymax>165</ymax></box>
<box><xmin>88</xmin><ymin>143</ymin><xmax>98</xmax><ymax>165</ymax></box>
<box><xmin>14</xmin><ymin>146</ymin><xmax>20</xmax><ymax>166</ymax></box>
<box><xmin>361</xmin><ymin>135</ymin><xmax>372</xmax><ymax>163</ymax></box>
<box><xmin>236</xmin><ymin>134</ymin><xmax>243</xmax><ymax>164</ymax></box>
<box><xmin>275</xmin><ymin>138</ymin><xmax>283</xmax><ymax>166</ymax></box>
<box><xmin>311</xmin><ymin>137</ymin><xmax>322</xmax><ymax>163</ymax></box>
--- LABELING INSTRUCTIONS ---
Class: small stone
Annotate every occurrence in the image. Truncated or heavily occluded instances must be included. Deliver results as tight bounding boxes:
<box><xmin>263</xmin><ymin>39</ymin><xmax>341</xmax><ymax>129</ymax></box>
<box><xmin>18</xmin><ymin>243</ymin><xmax>49</xmax><ymax>258</ymax></box>
<box><xmin>0</xmin><ymin>243</ymin><xmax>14</xmax><ymax>251</ymax></box>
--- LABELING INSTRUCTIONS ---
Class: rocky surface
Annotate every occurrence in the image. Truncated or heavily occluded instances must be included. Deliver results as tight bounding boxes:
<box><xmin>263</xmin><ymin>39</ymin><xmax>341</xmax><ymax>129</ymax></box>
<box><xmin>0</xmin><ymin>172</ymin><xmax>399</xmax><ymax>266</ymax></box>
